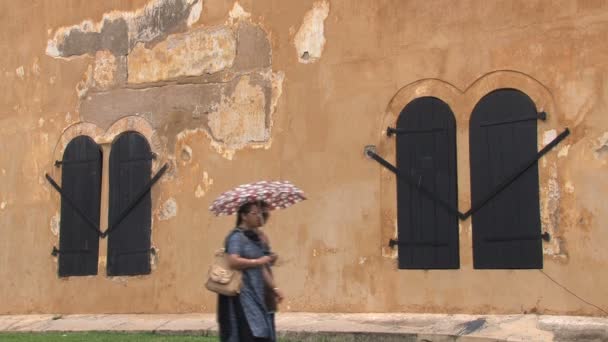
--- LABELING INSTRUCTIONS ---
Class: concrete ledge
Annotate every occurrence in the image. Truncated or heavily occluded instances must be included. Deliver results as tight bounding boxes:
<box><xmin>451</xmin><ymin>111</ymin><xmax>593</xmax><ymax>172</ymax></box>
<box><xmin>1</xmin><ymin>313</ymin><xmax>607</xmax><ymax>341</ymax></box>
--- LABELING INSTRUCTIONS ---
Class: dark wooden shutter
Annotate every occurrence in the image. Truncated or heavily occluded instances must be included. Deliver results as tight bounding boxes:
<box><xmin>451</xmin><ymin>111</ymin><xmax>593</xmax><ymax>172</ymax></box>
<box><xmin>58</xmin><ymin>136</ymin><xmax>101</xmax><ymax>276</ymax></box>
<box><xmin>470</xmin><ymin>89</ymin><xmax>542</xmax><ymax>269</ymax></box>
<box><xmin>396</xmin><ymin>97</ymin><xmax>459</xmax><ymax>269</ymax></box>
<box><xmin>107</xmin><ymin>132</ymin><xmax>152</xmax><ymax>276</ymax></box>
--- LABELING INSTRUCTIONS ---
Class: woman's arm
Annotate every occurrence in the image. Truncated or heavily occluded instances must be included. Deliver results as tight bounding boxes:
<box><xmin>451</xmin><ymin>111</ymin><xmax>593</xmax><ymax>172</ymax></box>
<box><xmin>227</xmin><ymin>254</ymin><xmax>272</xmax><ymax>270</ymax></box>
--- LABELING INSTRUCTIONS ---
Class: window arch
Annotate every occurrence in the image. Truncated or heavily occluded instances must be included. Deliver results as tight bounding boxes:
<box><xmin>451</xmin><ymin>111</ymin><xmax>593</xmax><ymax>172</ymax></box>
<box><xmin>107</xmin><ymin>131</ymin><xmax>153</xmax><ymax>276</ymax></box>
<box><xmin>396</xmin><ymin>97</ymin><xmax>459</xmax><ymax>269</ymax></box>
<box><xmin>58</xmin><ymin>136</ymin><xmax>102</xmax><ymax>276</ymax></box>
<box><xmin>470</xmin><ymin>89</ymin><xmax>542</xmax><ymax>269</ymax></box>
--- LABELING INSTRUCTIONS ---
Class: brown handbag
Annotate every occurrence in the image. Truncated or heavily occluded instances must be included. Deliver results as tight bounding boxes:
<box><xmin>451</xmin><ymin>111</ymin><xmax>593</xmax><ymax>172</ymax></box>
<box><xmin>205</xmin><ymin>248</ymin><xmax>242</xmax><ymax>296</ymax></box>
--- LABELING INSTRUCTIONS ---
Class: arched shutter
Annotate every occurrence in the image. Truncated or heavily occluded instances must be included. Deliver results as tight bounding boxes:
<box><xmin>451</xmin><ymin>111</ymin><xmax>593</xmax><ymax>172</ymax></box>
<box><xmin>470</xmin><ymin>89</ymin><xmax>542</xmax><ymax>269</ymax></box>
<box><xmin>107</xmin><ymin>132</ymin><xmax>152</xmax><ymax>276</ymax></box>
<box><xmin>58</xmin><ymin>136</ymin><xmax>101</xmax><ymax>276</ymax></box>
<box><xmin>396</xmin><ymin>97</ymin><xmax>459</xmax><ymax>269</ymax></box>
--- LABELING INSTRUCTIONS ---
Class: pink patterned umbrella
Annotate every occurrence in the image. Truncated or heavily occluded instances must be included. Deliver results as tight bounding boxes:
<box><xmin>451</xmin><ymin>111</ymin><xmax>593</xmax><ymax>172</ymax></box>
<box><xmin>209</xmin><ymin>180</ymin><xmax>306</xmax><ymax>216</ymax></box>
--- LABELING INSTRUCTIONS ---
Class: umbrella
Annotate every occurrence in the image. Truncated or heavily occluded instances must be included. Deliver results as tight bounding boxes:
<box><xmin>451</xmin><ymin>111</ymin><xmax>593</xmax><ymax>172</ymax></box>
<box><xmin>209</xmin><ymin>180</ymin><xmax>306</xmax><ymax>216</ymax></box>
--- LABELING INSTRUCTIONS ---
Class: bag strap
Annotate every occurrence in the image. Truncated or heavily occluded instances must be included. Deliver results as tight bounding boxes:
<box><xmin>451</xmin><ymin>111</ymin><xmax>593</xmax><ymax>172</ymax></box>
<box><xmin>224</xmin><ymin>228</ymin><xmax>242</xmax><ymax>251</ymax></box>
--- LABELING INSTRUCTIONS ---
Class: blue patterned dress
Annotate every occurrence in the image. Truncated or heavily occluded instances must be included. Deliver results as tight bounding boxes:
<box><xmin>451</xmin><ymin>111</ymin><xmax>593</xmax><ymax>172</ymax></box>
<box><xmin>217</xmin><ymin>228</ymin><xmax>274</xmax><ymax>341</ymax></box>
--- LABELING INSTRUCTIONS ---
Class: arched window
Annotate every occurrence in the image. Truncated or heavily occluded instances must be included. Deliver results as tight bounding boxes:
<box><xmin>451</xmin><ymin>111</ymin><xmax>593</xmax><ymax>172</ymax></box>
<box><xmin>470</xmin><ymin>89</ymin><xmax>542</xmax><ymax>269</ymax></box>
<box><xmin>58</xmin><ymin>136</ymin><xmax>102</xmax><ymax>276</ymax></box>
<box><xmin>107</xmin><ymin>132</ymin><xmax>153</xmax><ymax>276</ymax></box>
<box><xmin>396</xmin><ymin>97</ymin><xmax>459</xmax><ymax>269</ymax></box>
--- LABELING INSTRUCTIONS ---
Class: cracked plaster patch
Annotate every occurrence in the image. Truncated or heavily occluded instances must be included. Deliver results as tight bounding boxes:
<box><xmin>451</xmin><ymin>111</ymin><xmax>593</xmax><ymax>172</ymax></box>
<box><xmin>93</xmin><ymin>50</ymin><xmax>120</xmax><ymax>89</ymax></box>
<box><xmin>186</xmin><ymin>69</ymin><xmax>284</xmax><ymax>159</ymax></box>
<box><xmin>128</xmin><ymin>26</ymin><xmax>236</xmax><ymax>83</ymax></box>
<box><xmin>208</xmin><ymin>75</ymin><xmax>267</xmax><ymax>149</ymax></box>
<box><xmin>294</xmin><ymin>0</ymin><xmax>330</xmax><ymax>64</ymax></box>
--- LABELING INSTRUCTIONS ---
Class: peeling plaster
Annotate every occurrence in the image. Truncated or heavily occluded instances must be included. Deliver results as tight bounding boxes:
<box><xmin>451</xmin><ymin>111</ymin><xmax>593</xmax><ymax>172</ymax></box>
<box><xmin>50</xmin><ymin>212</ymin><xmax>60</xmax><ymax>236</ymax></box>
<box><xmin>0</xmin><ymin>202</ymin><xmax>6</xmax><ymax>210</ymax></box>
<box><xmin>195</xmin><ymin>171</ymin><xmax>213</xmax><ymax>198</ymax></box>
<box><xmin>565</xmin><ymin>181</ymin><xmax>575</xmax><ymax>194</ymax></box>
<box><xmin>38</xmin><ymin>118</ymin><xmax>45</xmax><ymax>128</ymax></box>
<box><xmin>543</xmin><ymin>129</ymin><xmax>557</xmax><ymax>145</ymax></box>
<box><xmin>541</xmin><ymin>164</ymin><xmax>563</xmax><ymax>256</ymax></box>
<box><xmin>594</xmin><ymin>132</ymin><xmax>608</xmax><ymax>160</ymax></box>
<box><xmin>294</xmin><ymin>0</ymin><xmax>330</xmax><ymax>64</ymax></box>
<box><xmin>46</xmin><ymin>0</ymin><xmax>202</xmax><ymax>58</ymax></box>
<box><xmin>228</xmin><ymin>2</ymin><xmax>251</xmax><ymax>24</ymax></box>
<box><xmin>195</xmin><ymin>185</ymin><xmax>205</xmax><ymax>198</ymax></box>
<box><xmin>75</xmin><ymin>65</ymin><xmax>94</xmax><ymax>99</ymax></box>
<box><xmin>181</xmin><ymin>145</ymin><xmax>193</xmax><ymax>162</ymax></box>
<box><xmin>150</xmin><ymin>246</ymin><xmax>160</xmax><ymax>269</ymax></box>
<box><xmin>49</xmin><ymin>0</ymin><xmax>284</xmax><ymax>162</ymax></box>
<box><xmin>158</xmin><ymin>198</ymin><xmax>178</xmax><ymax>221</ymax></box>
<box><xmin>187</xmin><ymin>0</ymin><xmax>203</xmax><ymax>26</ymax></box>
<box><xmin>15</xmin><ymin>66</ymin><xmax>25</xmax><ymax>80</ymax></box>
<box><xmin>32</xmin><ymin>59</ymin><xmax>41</xmax><ymax>76</ymax></box>
<box><xmin>558</xmin><ymin>144</ymin><xmax>570</xmax><ymax>158</ymax></box>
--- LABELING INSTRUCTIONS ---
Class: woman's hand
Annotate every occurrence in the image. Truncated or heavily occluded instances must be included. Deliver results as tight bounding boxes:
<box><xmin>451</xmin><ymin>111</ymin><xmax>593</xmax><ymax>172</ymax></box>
<box><xmin>268</xmin><ymin>253</ymin><xmax>278</xmax><ymax>265</ymax></box>
<box><xmin>273</xmin><ymin>287</ymin><xmax>285</xmax><ymax>303</ymax></box>
<box><xmin>256</xmin><ymin>255</ymin><xmax>273</xmax><ymax>266</ymax></box>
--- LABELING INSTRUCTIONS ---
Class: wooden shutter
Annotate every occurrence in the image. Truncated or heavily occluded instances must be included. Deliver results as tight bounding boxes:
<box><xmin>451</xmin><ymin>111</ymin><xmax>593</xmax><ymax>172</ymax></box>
<box><xmin>470</xmin><ymin>89</ymin><xmax>542</xmax><ymax>269</ymax></box>
<box><xmin>107</xmin><ymin>132</ymin><xmax>152</xmax><ymax>276</ymax></box>
<box><xmin>58</xmin><ymin>136</ymin><xmax>101</xmax><ymax>276</ymax></box>
<box><xmin>396</xmin><ymin>97</ymin><xmax>459</xmax><ymax>269</ymax></box>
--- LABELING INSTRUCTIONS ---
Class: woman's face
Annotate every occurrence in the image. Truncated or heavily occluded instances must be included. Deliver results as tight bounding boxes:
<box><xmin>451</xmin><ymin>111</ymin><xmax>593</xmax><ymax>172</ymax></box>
<box><xmin>242</xmin><ymin>204</ymin><xmax>262</xmax><ymax>228</ymax></box>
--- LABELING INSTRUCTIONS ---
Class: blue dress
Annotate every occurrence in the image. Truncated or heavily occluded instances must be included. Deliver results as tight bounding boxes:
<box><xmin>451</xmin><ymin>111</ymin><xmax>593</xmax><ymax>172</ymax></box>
<box><xmin>217</xmin><ymin>228</ymin><xmax>274</xmax><ymax>341</ymax></box>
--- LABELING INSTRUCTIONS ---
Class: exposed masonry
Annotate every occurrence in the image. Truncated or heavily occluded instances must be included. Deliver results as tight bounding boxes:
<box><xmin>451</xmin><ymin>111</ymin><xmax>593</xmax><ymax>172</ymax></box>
<box><xmin>47</xmin><ymin>0</ymin><xmax>284</xmax><ymax>159</ymax></box>
<box><xmin>294</xmin><ymin>0</ymin><xmax>330</xmax><ymax>64</ymax></box>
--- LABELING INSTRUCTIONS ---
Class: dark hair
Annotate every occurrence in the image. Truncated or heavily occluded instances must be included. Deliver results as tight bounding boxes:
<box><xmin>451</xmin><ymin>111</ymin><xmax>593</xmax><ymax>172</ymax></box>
<box><xmin>236</xmin><ymin>202</ymin><xmax>258</xmax><ymax>226</ymax></box>
<box><xmin>260</xmin><ymin>201</ymin><xmax>270</xmax><ymax>222</ymax></box>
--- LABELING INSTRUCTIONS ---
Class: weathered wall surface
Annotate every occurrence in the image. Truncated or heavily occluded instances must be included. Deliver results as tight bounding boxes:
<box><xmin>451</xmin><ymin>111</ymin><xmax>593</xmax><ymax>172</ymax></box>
<box><xmin>1</xmin><ymin>0</ymin><xmax>607</xmax><ymax>316</ymax></box>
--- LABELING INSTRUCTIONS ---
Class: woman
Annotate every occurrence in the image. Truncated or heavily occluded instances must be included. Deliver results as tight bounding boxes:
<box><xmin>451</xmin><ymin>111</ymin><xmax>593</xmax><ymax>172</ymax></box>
<box><xmin>217</xmin><ymin>202</ymin><xmax>276</xmax><ymax>342</ymax></box>
<box><xmin>258</xmin><ymin>202</ymin><xmax>284</xmax><ymax>342</ymax></box>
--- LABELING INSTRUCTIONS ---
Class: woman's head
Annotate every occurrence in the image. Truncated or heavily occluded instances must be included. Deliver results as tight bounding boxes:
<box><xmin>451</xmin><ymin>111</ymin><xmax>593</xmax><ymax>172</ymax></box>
<box><xmin>260</xmin><ymin>201</ymin><xmax>270</xmax><ymax>224</ymax></box>
<box><xmin>236</xmin><ymin>202</ymin><xmax>261</xmax><ymax>228</ymax></box>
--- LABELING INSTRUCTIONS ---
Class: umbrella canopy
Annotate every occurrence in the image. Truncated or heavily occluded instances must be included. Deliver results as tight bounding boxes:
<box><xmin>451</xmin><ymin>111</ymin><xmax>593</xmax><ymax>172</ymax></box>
<box><xmin>209</xmin><ymin>180</ymin><xmax>306</xmax><ymax>216</ymax></box>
